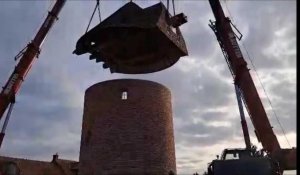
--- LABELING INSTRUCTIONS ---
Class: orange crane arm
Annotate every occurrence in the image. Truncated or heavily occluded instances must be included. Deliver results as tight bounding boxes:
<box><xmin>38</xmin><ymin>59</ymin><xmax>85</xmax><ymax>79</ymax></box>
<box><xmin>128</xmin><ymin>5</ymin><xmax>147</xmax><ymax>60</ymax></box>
<box><xmin>0</xmin><ymin>0</ymin><xmax>66</xmax><ymax>148</ymax></box>
<box><xmin>0</xmin><ymin>0</ymin><xmax>65</xmax><ymax>120</ymax></box>
<box><xmin>208</xmin><ymin>0</ymin><xmax>296</xmax><ymax>170</ymax></box>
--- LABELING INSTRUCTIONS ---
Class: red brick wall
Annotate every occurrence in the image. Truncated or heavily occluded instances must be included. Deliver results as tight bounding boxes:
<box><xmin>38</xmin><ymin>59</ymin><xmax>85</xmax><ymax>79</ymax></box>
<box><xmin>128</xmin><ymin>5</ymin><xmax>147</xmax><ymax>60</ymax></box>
<box><xmin>78</xmin><ymin>79</ymin><xmax>176</xmax><ymax>175</ymax></box>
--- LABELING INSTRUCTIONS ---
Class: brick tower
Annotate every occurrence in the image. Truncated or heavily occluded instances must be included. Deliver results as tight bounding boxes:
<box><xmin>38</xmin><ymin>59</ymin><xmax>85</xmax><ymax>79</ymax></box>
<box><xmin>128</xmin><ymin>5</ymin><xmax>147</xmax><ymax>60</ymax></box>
<box><xmin>78</xmin><ymin>79</ymin><xmax>176</xmax><ymax>175</ymax></box>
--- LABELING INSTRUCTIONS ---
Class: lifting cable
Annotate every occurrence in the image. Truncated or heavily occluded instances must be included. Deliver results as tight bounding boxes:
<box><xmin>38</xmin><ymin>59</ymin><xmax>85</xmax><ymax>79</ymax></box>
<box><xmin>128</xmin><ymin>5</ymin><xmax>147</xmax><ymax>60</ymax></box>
<box><xmin>166</xmin><ymin>0</ymin><xmax>176</xmax><ymax>16</ymax></box>
<box><xmin>172</xmin><ymin>0</ymin><xmax>176</xmax><ymax>16</ymax></box>
<box><xmin>85</xmin><ymin>0</ymin><xmax>102</xmax><ymax>33</ymax></box>
<box><xmin>223</xmin><ymin>0</ymin><xmax>234</xmax><ymax>23</ymax></box>
<box><xmin>223</xmin><ymin>0</ymin><xmax>292</xmax><ymax>148</ymax></box>
<box><xmin>167</xmin><ymin>0</ymin><xmax>169</xmax><ymax>11</ymax></box>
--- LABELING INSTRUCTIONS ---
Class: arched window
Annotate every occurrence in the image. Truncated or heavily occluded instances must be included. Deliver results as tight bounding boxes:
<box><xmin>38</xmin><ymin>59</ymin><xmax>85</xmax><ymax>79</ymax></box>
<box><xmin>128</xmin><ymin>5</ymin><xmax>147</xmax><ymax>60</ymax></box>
<box><xmin>122</xmin><ymin>91</ymin><xmax>127</xmax><ymax>100</ymax></box>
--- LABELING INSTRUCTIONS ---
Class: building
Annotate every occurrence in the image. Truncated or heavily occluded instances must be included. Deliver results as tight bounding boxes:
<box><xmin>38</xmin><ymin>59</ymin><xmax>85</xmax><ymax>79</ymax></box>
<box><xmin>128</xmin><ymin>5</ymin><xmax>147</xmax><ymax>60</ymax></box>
<box><xmin>0</xmin><ymin>154</ymin><xmax>78</xmax><ymax>175</ymax></box>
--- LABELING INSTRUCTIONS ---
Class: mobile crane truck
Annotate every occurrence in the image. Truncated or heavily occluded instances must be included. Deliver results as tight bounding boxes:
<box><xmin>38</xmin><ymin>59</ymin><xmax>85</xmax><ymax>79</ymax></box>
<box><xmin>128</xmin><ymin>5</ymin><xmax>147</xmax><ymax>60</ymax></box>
<box><xmin>204</xmin><ymin>0</ymin><xmax>296</xmax><ymax>174</ymax></box>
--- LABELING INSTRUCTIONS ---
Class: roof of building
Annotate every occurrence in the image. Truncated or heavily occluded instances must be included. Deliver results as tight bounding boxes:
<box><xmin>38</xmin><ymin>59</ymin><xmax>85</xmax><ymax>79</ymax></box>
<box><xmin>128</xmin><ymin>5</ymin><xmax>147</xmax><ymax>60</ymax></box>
<box><xmin>0</xmin><ymin>154</ymin><xmax>78</xmax><ymax>175</ymax></box>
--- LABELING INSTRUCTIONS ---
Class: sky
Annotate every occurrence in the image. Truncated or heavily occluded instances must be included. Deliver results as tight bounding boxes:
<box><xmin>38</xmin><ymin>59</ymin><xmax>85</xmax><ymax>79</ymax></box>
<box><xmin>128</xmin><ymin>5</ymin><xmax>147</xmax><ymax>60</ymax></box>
<box><xmin>0</xmin><ymin>0</ymin><xmax>296</xmax><ymax>175</ymax></box>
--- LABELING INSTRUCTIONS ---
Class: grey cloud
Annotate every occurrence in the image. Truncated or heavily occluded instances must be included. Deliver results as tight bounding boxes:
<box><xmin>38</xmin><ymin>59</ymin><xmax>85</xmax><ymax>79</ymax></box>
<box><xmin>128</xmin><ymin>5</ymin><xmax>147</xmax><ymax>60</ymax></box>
<box><xmin>269</xmin><ymin>80</ymin><xmax>296</xmax><ymax>102</ymax></box>
<box><xmin>200</xmin><ymin>111</ymin><xmax>228</xmax><ymax>121</ymax></box>
<box><xmin>233</xmin><ymin>1</ymin><xmax>296</xmax><ymax>70</ymax></box>
<box><xmin>175</xmin><ymin>119</ymin><xmax>235</xmax><ymax>147</ymax></box>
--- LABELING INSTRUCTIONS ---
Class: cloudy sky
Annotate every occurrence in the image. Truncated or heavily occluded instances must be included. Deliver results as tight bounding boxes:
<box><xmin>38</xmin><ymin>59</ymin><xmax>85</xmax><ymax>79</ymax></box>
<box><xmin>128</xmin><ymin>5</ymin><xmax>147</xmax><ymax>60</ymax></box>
<box><xmin>0</xmin><ymin>0</ymin><xmax>296</xmax><ymax>174</ymax></box>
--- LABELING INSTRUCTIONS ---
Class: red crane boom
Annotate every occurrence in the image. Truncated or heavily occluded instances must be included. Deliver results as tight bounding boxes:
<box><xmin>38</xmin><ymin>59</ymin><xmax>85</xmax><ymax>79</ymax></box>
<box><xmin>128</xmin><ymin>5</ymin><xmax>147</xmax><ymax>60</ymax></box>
<box><xmin>208</xmin><ymin>0</ymin><xmax>296</xmax><ymax>171</ymax></box>
<box><xmin>0</xmin><ymin>0</ymin><xmax>66</xmax><ymax>147</ymax></box>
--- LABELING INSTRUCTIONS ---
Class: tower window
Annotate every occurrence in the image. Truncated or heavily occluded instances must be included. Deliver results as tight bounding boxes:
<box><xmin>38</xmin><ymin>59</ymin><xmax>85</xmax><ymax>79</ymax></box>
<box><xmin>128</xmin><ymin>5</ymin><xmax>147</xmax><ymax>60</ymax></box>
<box><xmin>122</xmin><ymin>91</ymin><xmax>127</xmax><ymax>100</ymax></box>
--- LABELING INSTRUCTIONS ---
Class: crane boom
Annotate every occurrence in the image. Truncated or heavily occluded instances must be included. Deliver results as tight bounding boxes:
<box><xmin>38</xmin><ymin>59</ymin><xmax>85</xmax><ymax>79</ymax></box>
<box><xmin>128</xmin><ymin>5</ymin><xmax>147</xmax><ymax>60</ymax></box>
<box><xmin>0</xmin><ymin>0</ymin><xmax>66</xmax><ymax>146</ymax></box>
<box><xmin>0</xmin><ymin>0</ymin><xmax>65</xmax><ymax>119</ymax></box>
<box><xmin>208</xmin><ymin>0</ymin><xmax>296</xmax><ymax>170</ymax></box>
